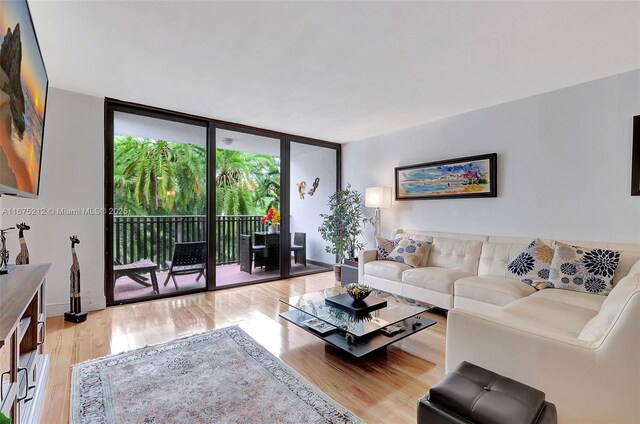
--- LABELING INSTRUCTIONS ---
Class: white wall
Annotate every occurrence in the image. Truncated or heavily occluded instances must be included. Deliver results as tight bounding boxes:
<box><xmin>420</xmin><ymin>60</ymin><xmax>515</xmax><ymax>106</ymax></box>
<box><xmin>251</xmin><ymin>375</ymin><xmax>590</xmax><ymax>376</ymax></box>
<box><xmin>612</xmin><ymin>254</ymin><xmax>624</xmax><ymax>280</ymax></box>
<box><xmin>290</xmin><ymin>143</ymin><xmax>337</xmax><ymax>265</ymax></box>
<box><xmin>344</xmin><ymin>70</ymin><xmax>640</xmax><ymax>246</ymax></box>
<box><xmin>2</xmin><ymin>88</ymin><xmax>105</xmax><ymax>316</ymax></box>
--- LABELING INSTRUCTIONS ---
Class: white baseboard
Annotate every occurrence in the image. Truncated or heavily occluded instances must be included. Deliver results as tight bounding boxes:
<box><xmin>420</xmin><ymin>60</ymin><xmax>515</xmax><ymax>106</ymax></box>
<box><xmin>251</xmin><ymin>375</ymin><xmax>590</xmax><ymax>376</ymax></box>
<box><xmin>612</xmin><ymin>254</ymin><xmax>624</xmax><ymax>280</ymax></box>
<box><xmin>47</xmin><ymin>295</ymin><xmax>106</xmax><ymax>317</ymax></box>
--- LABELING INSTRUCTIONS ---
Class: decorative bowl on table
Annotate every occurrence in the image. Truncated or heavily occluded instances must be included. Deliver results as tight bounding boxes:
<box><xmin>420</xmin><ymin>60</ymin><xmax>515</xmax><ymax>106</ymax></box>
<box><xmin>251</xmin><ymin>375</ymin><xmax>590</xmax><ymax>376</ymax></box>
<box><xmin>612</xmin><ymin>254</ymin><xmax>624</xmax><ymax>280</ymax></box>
<box><xmin>345</xmin><ymin>283</ymin><xmax>372</xmax><ymax>304</ymax></box>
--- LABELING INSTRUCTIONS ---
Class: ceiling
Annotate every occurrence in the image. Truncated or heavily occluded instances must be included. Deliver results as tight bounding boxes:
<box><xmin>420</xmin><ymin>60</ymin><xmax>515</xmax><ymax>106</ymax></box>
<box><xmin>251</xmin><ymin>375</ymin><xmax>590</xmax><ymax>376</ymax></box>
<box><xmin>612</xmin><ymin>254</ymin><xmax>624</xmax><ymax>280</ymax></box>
<box><xmin>30</xmin><ymin>1</ymin><xmax>640</xmax><ymax>143</ymax></box>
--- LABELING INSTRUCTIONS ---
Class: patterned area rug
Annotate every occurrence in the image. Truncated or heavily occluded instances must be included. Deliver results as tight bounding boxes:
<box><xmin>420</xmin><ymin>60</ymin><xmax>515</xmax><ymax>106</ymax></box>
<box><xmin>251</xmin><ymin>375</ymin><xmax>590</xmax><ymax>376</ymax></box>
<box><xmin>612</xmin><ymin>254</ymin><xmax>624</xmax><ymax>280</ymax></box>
<box><xmin>71</xmin><ymin>326</ymin><xmax>362</xmax><ymax>424</ymax></box>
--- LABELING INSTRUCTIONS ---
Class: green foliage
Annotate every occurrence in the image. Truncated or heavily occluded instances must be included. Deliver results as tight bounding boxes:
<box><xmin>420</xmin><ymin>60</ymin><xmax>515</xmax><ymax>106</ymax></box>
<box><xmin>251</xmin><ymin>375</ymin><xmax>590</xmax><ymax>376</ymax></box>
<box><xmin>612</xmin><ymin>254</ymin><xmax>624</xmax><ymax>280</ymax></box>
<box><xmin>215</xmin><ymin>148</ymin><xmax>280</xmax><ymax>216</ymax></box>
<box><xmin>318</xmin><ymin>184</ymin><xmax>370</xmax><ymax>262</ymax></box>
<box><xmin>0</xmin><ymin>411</ymin><xmax>10</xmax><ymax>424</ymax></box>
<box><xmin>114</xmin><ymin>136</ymin><xmax>207</xmax><ymax>215</ymax></box>
<box><xmin>114</xmin><ymin>136</ymin><xmax>280</xmax><ymax>217</ymax></box>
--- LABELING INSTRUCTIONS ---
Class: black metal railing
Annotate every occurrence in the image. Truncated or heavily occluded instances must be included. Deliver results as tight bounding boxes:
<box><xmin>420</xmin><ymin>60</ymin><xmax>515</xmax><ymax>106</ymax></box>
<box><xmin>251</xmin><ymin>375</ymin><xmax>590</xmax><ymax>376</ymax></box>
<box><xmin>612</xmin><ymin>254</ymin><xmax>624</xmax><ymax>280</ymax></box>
<box><xmin>113</xmin><ymin>215</ymin><xmax>267</xmax><ymax>269</ymax></box>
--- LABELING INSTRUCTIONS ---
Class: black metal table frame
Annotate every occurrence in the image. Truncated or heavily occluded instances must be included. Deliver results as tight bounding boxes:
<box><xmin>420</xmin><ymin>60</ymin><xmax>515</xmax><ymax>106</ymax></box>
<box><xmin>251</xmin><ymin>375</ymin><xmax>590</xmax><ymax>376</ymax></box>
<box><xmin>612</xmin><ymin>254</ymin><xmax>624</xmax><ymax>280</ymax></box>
<box><xmin>279</xmin><ymin>304</ymin><xmax>436</xmax><ymax>358</ymax></box>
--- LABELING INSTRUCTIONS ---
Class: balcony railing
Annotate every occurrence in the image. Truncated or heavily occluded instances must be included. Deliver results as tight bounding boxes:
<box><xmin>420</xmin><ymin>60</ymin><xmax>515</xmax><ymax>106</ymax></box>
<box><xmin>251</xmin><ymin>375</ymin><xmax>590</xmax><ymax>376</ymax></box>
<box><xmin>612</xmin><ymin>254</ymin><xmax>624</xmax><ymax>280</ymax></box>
<box><xmin>113</xmin><ymin>215</ymin><xmax>267</xmax><ymax>269</ymax></box>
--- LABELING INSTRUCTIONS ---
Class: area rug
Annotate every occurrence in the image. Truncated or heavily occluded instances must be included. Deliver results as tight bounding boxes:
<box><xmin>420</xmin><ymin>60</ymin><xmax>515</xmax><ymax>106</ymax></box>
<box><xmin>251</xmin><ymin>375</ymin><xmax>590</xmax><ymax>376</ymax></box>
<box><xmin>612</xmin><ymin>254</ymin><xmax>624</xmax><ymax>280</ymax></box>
<box><xmin>71</xmin><ymin>326</ymin><xmax>362</xmax><ymax>424</ymax></box>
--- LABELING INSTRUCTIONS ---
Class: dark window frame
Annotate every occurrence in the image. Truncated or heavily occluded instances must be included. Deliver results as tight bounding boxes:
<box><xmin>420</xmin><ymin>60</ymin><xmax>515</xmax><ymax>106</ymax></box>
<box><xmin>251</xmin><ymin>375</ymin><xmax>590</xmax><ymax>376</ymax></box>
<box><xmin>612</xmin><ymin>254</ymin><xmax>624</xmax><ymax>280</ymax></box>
<box><xmin>104</xmin><ymin>98</ymin><xmax>341</xmax><ymax>306</ymax></box>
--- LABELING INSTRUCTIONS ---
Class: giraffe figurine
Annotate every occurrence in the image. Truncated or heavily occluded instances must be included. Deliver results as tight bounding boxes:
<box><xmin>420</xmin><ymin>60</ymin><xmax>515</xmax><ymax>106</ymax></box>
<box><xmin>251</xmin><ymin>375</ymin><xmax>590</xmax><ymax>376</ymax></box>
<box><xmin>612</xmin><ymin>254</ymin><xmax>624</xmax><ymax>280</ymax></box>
<box><xmin>15</xmin><ymin>222</ymin><xmax>30</xmax><ymax>265</ymax></box>
<box><xmin>0</xmin><ymin>227</ymin><xmax>16</xmax><ymax>274</ymax></box>
<box><xmin>64</xmin><ymin>235</ymin><xmax>87</xmax><ymax>323</ymax></box>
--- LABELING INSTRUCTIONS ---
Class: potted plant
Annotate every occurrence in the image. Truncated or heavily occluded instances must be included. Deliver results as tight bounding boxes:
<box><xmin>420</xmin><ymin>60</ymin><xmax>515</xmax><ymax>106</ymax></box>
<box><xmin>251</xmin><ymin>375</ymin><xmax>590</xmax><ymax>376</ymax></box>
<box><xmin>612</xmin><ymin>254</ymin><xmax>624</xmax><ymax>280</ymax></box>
<box><xmin>260</xmin><ymin>208</ymin><xmax>280</xmax><ymax>233</ymax></box>
<box><xmin>318</xmin><ymin>184</ymin><xmax>370</xmax><ymax>281</ymax></box>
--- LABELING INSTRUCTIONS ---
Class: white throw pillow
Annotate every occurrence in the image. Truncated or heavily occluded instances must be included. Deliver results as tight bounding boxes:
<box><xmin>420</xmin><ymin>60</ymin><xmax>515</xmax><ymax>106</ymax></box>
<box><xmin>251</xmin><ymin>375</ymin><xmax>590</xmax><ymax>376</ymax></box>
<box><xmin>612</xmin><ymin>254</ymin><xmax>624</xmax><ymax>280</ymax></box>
<box><xmin>375</xmin><ymin>236</ymin><xmax>397</xmax><ymax>260</ymax></box>
<box><xmin>506</xmin><ymin>238</ymin><xmax>554</xmax><ymax>289</ymax></box>
<box><xmin>386</xmin><ymin>238</ymin><xmax>430</xmax><ymax>268</ymax></box>
<box><xmin>549</xmin><ymin>241</ymin><xmax>621</xmax><ymax>295</ymax></box>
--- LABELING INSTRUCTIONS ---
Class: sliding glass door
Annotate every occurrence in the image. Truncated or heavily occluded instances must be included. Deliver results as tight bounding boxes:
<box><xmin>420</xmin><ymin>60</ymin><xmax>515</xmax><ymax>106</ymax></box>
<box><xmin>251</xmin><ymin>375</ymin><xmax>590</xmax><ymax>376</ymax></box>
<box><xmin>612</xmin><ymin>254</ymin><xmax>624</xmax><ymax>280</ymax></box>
<box><xmin>106</xmin><ymin>103</ymin><xmax>210</xmax><ymax>305</ymax></box>
<box><xmin>214</xmin><ymin>127</ymin><xmax>282</xmax><ymax>287</ymax></box>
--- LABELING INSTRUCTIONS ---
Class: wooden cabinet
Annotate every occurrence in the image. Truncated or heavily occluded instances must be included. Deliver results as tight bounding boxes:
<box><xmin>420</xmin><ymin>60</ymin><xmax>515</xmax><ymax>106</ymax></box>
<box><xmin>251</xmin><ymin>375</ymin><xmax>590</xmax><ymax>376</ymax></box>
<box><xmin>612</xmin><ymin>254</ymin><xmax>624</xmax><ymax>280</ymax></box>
<box><xmin>0</xmin><ymin>264</ymin><xmax>50</xmax><ymax>424</ymax></box>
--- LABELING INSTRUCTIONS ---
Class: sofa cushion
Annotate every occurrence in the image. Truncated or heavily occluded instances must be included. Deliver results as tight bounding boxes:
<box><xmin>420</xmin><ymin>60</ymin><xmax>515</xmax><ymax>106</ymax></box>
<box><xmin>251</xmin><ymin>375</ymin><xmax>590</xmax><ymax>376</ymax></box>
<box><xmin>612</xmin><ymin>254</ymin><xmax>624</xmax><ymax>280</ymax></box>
<box><xmin>402</xmin><ymin>267</ymin><xmax>473</xmax><ymax>294</ymax></box>
<box><xmin>386</xmin><ymin>238</ymin><xmax>431</xmax><ymax>268</ymax></box>
<box><xmin>579</xmin><ymin>273</ymin><xmax>640</xmax><ymax>341</ymax></box>
<box><xmin>364</xmin><ymin>260</ymin><xmax>411</xmax><ymax>281</ymax></box>
<box><xmin>506</xmin><ymin>239</ymin><xmax>554</xmax><ymax>288</ymax></box>
<box><xmin>529</xmin><ymin>288</ymin><xmax>605</xmax><ymax>312</ymax></box>
<box><xmin>494</xmin><ymin>296</ymin><xmax>599</xmax><ymax>338</ymax></box>
<box><xmin>454</xmin><ymin>276</ymin><xmax>536</xmax><ymax>307</ymax></box>
<box><xmin>478</xmin><ymin>241</ymin><xmax>529</xmax><ymax>278</ymax></box>
<box><xmin>549</xmin><ymin>241</ymin><xmax>621</xmax><ymax>295</ymax></box>
<box><xmin>427</xmin><ymin>237</ymin><xmax>483</xmax><ymax>274</ymax></box>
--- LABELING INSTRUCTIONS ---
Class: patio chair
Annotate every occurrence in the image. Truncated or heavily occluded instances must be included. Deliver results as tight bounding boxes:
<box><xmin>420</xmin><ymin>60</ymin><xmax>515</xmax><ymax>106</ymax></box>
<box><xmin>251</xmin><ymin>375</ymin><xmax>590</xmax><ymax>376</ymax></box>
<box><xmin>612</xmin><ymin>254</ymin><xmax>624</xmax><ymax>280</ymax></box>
<box><xmin>114</xmin><ymin>258</ymin><xmax>149</xmax><ymax>285</ymax></box>
<box><xmin>291</xmin><ymin>232</ymin><xmax>306</xmax><ymax>266</ymax></box>
<box><xmin>164</xmin><ymin>241</ymin><xmax>207</xmax><ymax>290</ymax></box>
<box><xmin>239</xmin><ymin>234</ymin><xmax>267</xmax><ymax>274</ymax></box>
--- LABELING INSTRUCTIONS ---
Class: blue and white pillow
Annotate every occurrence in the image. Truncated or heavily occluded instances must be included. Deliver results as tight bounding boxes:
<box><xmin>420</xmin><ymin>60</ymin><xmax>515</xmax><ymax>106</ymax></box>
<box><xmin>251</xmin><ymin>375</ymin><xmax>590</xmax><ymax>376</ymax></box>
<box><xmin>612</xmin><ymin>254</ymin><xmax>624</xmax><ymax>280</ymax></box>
<box><xmin>386</xmin><ymin>238</ymin><xmax>430</xmax><ymax>268</ymax></box>
<box><xmin>507</xmin><ymin>238</ymin><xmax>554</xmax><ymax>289</ymax></box>
<box><xmin>548</xmin><ymin>241</ymin><xmax>621</xmax><ymax>295</ymax></box>
<box><xmin>376</xmin><ymin>236</ymin><xmax>397</xmax><ymax>260</ymax></box>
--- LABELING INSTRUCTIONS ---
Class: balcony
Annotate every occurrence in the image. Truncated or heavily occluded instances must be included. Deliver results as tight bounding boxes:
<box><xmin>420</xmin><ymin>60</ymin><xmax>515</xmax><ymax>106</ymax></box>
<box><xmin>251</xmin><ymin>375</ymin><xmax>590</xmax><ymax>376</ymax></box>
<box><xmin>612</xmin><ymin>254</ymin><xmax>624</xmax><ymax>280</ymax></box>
<box><xmin>112</xmin><ymin>215</ymin><xmax>328</xmax><ymax>302</ymax></box>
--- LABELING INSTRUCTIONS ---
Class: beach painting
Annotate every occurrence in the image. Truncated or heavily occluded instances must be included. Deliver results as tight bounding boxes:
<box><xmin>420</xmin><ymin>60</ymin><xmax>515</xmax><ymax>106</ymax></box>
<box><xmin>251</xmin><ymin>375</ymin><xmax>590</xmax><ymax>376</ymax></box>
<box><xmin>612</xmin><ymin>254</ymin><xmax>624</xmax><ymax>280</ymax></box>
<box><xmin>0</xmin><ymin>0</ymin><xmax>48</xmax><ymax>196</ymax></box>
<box><xmin>395</xmin><ymin>153</ymin><xmax>497</xmax><ymax>200</ymax></box>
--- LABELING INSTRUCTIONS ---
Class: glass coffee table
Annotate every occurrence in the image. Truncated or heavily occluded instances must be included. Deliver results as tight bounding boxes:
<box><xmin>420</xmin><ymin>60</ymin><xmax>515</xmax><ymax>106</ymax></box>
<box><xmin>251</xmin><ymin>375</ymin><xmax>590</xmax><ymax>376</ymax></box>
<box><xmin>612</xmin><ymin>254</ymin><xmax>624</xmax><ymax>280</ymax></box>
<box><xmin>279</xmin><ymin>286</ymin><xmax>436</xmax><ymax>358</ymax></box>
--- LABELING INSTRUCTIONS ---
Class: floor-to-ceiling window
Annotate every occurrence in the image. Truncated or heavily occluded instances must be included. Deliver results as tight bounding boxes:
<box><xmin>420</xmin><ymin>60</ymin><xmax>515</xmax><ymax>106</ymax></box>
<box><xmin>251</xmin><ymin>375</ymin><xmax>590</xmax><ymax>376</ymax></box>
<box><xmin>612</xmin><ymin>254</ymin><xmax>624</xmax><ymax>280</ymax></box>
<box><xmin>288</xmin><ymin>140</ymin><xmax>339</xmax><ymax>276</ymax></box>
<box><xmin>105</xmin><ymin>102</ymin><xmax>210</xmax><ymax>305</ymax></box>
<box><xmin>105</xmin><ymin>100</ymin><xmax>341</xmax><ymax>304</ymax></box>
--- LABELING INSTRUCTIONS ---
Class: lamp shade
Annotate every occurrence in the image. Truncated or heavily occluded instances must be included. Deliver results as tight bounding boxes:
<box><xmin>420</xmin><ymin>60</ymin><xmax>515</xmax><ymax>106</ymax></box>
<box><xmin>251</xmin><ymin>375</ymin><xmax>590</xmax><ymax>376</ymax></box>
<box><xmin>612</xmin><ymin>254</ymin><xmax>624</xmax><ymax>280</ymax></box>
<box><xmin>365</xmin><ymin>186</ymin><xmax>392</xmax><ymax>208</ymax></box>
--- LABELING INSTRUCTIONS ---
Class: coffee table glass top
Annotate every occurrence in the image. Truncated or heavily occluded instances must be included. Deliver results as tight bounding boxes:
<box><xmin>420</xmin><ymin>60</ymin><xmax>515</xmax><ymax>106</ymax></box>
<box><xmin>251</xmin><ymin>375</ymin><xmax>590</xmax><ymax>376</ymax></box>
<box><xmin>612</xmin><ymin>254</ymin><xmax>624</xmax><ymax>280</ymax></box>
<box><xmin>280</xmin><ymin>286</ymin><xmax>432</xmax><ymax>337</ymax></box>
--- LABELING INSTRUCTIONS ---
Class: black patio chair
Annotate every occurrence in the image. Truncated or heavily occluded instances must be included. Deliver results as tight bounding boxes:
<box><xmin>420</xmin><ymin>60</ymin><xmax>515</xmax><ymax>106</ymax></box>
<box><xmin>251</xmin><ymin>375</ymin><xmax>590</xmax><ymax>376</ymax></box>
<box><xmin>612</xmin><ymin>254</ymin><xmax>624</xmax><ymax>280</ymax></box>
<box><xmin>239</xmin><ymin>234</ymin><xmax>265</xmax><ymax>274</ymax></box>
<box><xmin>164</xmin><ymin>241</ymin><xmax>207</xmax><ymax>290</ymax></box>
<box><xmin>291</xmin><ymin>232</ymin><xmax>306</xmax><ymax>266</ymax></box>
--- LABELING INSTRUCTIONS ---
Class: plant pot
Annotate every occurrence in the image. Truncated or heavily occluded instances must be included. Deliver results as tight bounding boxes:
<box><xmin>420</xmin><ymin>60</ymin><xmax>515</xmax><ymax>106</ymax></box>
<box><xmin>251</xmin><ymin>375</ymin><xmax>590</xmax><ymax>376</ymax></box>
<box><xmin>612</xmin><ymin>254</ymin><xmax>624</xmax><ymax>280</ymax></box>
<box><xmin>333</xmin><ymin>263</ymin><xmax>342</xmax><ymax>282</ymax></box>
<box><xmin>268</xmin><ymin>224</ymin><xmax>278</xmax><ymax>234</ymax></box>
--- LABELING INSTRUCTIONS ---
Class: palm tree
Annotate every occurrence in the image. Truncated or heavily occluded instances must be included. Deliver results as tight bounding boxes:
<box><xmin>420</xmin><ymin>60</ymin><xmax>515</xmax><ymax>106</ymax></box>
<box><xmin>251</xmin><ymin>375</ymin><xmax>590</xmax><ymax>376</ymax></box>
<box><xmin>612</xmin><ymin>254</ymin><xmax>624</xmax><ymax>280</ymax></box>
<box><xmin>172</xmin><ymin>143</ymin><xmax>206</xmax><ymax>215</ymax></box>
<box><xmin>114</xmin><ymin>136</ymin><xmax>207</xmax><ymax>215</ymax></box>
<box><xmin>247</xmin><ymin>155</ymin><xmax>280</xmax><ymax>212</ymax></box>
<box><xmin>215</xmin><ymin>149</ymin><xmax>255</xmax><ymax>215</ymax></box>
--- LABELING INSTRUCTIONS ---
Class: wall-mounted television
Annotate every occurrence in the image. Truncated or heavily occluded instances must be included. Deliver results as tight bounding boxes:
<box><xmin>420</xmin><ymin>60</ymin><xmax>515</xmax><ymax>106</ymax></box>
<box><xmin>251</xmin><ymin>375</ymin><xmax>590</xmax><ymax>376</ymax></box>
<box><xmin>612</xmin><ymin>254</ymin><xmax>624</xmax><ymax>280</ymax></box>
<box><xmin>0</xmin><ymin>0</ymin><xmax>48</xmax><ymax>198</ymax></box>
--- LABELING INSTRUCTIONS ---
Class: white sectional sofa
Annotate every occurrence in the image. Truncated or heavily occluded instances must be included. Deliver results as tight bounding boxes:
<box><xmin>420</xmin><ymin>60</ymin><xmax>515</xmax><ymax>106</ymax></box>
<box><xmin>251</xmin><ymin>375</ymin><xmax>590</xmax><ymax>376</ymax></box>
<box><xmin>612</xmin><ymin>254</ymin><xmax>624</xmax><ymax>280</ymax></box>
<box><xmin>358</xmin><ymin>229</ymin><xmax>640</xmax><ymax>424</ymax></box>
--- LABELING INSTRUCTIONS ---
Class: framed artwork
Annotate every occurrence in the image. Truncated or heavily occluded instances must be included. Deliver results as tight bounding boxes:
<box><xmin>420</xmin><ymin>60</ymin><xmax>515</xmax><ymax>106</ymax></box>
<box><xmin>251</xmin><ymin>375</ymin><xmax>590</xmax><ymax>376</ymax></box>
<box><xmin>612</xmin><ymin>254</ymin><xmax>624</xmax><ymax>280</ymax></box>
<box><xmin>395</xmin><ymin>153</ymin><xmax>497</xmax><ymax>200</ymax></box>
<box><xmin>632</xmin><ymin>115</ymin><xmax>640</xmax><ymax>196</ymax></box>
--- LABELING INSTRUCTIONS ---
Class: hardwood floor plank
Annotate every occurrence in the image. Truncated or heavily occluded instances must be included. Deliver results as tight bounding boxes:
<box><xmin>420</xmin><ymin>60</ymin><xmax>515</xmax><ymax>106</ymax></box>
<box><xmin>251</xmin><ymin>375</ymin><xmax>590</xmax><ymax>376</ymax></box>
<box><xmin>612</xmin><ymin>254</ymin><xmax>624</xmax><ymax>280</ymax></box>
<box><xmin>42</xmin><ymin>272</ymin><xmax>446</xmax><ymax>423</ymax></box>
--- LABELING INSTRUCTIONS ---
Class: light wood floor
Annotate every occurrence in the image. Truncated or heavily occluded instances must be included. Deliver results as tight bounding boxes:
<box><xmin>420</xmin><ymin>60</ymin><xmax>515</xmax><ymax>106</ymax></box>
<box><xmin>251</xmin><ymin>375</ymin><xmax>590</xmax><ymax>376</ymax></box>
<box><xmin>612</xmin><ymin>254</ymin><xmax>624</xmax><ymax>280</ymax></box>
<box><xmin>42</xmin><ymin>272</ymin><xmax>447</xmax><ymax>423</ymax></box>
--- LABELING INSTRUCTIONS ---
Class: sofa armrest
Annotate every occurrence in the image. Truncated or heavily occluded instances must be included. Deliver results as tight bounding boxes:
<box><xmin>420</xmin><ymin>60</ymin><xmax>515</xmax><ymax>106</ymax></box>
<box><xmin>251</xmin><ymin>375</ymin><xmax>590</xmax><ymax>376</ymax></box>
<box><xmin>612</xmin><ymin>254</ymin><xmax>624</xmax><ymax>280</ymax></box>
<box><xmin>627</xmin><ymin>258</ymin><xmax>640</xmax><ymax>277</ymax></box>
<box><xmin>446</xmin><ymin>302</ymin><xmax>640</xmax><ymax>423</ymax></box>
<box><xmin>358</xmin><ymin>249</ymin><xmax>377</xmax><ymax>283</ymax></box>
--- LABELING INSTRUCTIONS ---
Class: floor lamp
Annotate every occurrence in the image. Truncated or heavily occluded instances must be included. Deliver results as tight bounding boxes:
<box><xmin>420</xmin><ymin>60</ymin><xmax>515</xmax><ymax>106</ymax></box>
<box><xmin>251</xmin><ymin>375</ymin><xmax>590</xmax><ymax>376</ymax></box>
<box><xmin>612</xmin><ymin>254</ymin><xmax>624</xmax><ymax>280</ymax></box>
<box><xmin>365</xmin><ymin>187</ymin><xmax>392</xmax><ymax>238</ymax></box>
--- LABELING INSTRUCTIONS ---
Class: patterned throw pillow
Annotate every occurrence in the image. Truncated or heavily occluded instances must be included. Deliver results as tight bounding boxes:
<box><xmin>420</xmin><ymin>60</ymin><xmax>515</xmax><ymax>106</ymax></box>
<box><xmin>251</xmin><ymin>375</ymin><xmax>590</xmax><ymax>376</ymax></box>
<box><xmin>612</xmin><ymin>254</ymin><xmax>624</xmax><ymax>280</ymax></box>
<box><xmin>386</xmin><ymin>238</ymin><xmax>430</xmax><ymax>268</ymax></box>
<box><xmin>376</xmin><ymin>236</ymin><xmax>397</xmax><ymax>260</ymax></box>
<box><xmin>548</xmin><ymin>241</ymin><xmax>621</xmax><ymax>295</ymax></box>
<box><xmin>507</xmin><ymin>238</ymin><xmax>554</xmax><ymax>289</ymax></box>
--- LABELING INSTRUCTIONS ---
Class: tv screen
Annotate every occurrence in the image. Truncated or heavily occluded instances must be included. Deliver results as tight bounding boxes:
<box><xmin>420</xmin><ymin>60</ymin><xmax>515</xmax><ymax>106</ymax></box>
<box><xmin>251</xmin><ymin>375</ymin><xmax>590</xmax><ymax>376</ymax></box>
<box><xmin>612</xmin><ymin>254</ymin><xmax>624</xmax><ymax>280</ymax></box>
<box><xmin>0</xmin><ymin>0</ymin><xmax>48</xmax><ymax>197</ymax></box>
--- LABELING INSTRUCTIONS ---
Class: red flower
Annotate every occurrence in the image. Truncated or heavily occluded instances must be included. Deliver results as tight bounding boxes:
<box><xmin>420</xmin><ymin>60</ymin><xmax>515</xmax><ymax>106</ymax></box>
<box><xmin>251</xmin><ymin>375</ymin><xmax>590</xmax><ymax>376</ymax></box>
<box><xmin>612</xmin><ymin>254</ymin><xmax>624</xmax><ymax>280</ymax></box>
<box><xmin>260</xmin><ymin>216</ymin><xmax>266</xmax><ymax>223</ymax></box>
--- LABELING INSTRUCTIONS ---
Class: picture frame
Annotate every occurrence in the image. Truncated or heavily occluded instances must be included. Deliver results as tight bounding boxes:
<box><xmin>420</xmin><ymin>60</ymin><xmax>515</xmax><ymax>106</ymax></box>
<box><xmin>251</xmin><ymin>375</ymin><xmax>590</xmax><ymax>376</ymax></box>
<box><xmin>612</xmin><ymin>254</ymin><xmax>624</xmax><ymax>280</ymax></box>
<box><xmin>632</xmin><ymin>115</ymin><xmax>640</xmax><ymax>196</ymax></box>
<box><xmin>395</xmin><ymin>153</ymin><xmax>497</xmax><ymax>200</ymax></box>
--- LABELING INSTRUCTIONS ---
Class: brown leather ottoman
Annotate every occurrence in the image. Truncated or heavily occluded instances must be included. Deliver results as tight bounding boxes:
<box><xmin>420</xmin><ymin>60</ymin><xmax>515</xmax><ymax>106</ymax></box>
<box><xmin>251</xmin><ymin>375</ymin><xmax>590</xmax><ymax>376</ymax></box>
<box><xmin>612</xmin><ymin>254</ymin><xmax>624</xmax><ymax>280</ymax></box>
<box><xmin>417</xmin><ymin>362</ymin><xmax>557</xmax><ymax>424</ymax></box>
